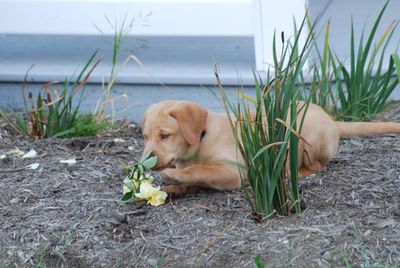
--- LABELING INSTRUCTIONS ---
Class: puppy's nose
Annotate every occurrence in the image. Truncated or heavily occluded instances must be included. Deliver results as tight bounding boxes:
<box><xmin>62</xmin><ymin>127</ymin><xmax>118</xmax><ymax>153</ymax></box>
<box><xmin>149</xmin><ymin>151</ymin><xmax>156</xmax><ymax>158</ymax></box>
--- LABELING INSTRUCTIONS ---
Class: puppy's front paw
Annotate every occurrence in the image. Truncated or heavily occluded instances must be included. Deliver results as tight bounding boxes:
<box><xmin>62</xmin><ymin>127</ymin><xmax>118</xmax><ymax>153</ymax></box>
<box><xmin>161</xmin><ymin>168</ymin><xmax>181</xmax><ymax>185</ymax></box>
<box><xmin>161</xmin><ymin>185</ymin><xmax>187</xmax><ymax>196</ymax></box>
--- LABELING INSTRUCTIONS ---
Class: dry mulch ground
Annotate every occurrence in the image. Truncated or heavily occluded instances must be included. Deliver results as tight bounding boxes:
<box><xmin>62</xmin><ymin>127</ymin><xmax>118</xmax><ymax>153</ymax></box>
<box><xmin>1</xmin><ymin>106</ymin><xmax>400</xmax><ymax>267</ymax></box>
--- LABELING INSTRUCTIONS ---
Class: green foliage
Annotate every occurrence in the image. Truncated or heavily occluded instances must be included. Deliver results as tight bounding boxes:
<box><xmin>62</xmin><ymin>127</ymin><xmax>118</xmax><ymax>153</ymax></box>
<box><xmin>219</xmin><ymin>17</ymin><xmax>313</xmax><ymax>219</ymax></box>
<box><xmin>306</xmin><ymin>1</ymin><xmax>399</xmax><ymax>122</ymax></box>
<box><xmin>0</xmin><ymin>52</ymin><xmax>102</xmax><ymax>139</ymax></box>
<box><xmin>94</xmin><ymin>15</ymin><xmax>139</xmax><ymax>122</ymax></box>
<box><xmin>253</xmin><ymin>254</ymin><xmax>265</xmax><ymax>268</ymax></box>
<box><xmin>54</xmin><ymin>114</ymin><xmax>113</xmax><ymax>138</ymax></box>
<box><xmin>306</xmin><ymin>19</ymin><xmax>336</xmax><ymax>114</ymax></box>
<box><xmin>335</xmin><ymin>2</ymin><xmax>399</xmax><ymax>121</ymax></box>
<box><xmin>331</xmin><ymin>1</ymin><xmax>398</xmax><ymax>121</ymax></box>
<box><xmin>392</xmin><ymin>53</ymin><xmax>400</xmax><ymax>81</ymax></box>
<box><xmin>35</xmin><ymin>243</ymin><xmax>47</xmax><ymax>268</ymax></box>
<box><xmin>0</xmin><ymin>261</ymin><xmax>16</xmax><ymax>268</ymax></box>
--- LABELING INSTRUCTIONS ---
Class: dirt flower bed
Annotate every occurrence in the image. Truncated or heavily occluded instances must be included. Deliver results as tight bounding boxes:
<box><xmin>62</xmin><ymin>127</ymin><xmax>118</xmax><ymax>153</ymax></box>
<box><xmin>1</xmin><ymin>106</ymin><xmax>400</xmax><ymax>267</ymax></box>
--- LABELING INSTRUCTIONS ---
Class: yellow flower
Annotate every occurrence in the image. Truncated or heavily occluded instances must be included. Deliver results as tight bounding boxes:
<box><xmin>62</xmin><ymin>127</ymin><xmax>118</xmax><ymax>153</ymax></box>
<box><xmin>135</xmin><ymin>181</ymin><xmax>167</xmax><ymax>206</ymax></box>
<box><xmin>147</xmin><ymin>189</ymin><xmax>168</xmax><ymax>207</ymax></box>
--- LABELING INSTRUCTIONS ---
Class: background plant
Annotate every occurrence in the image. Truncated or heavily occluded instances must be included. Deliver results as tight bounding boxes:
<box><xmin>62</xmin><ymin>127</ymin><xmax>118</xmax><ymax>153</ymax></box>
<box><xmin>0</xmin><ymin>52</ymin><xmax>102</xmax><ymax>139</ymax></box>
<box><xmin>305</xmin><ymin>19</ymin><xmax>337</xmax><ymax>114</ymax></box>
<box><xmin>94</xmin><ymin>13</ymin><xmax>152</xmax><ymax>122</ymax></box>
<box><xmin>392</xmin><ymin>53</ymin><xmax>400</xmax><ymax>81</ymax></box>
<box><xmin>219</xmin><ymin>17</ymin><xmax>313</xmax><ymax>220</ymax></box>
<box><xmin>330</xmin><ymin>1</ymin><xmax>398</xmax><ymax>121</ymax></box>
<box><xmin>305</xmin><ymin>1</ymin><xmax>399</xmax><ymax>122</ymax></box>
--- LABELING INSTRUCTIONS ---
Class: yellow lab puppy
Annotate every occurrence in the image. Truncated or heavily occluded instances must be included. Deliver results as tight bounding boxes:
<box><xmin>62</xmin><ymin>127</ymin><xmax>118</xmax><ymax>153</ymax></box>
<box><xmin>141</xmin><ymin>100</ymin><xmax>400</xmax><ymax>194</ymax></box>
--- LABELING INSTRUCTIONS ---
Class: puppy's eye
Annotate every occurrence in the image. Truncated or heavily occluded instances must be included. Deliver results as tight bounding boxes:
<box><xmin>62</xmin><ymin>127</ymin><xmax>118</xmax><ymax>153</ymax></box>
<box><xmin>160</xmin><ymin>133</ymin><xmax>171</xmax><ymax>140</ymax></box>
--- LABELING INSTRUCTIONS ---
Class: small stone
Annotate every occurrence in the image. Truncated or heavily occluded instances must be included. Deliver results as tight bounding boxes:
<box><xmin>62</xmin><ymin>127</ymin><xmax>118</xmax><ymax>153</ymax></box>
<box><xmin>389</xmin><ymin>204</ymin><xmax>400</xmax><ymax>217</ymax></box>
<box><xmin>147</xmin><ymin>258</ymin><xmax>158</xmax><ymax>266</ymax></box>
<box><xmin>88</xmin><ymin>170</ymin><xmax>106</xmax><ymax>179</ymax></box>
<box><xmin>110</xmin><ymin>212</ymin><xmax>127</xmax><ymax>225</ymax></box>
<box><xmin>10</xmin><ymin>198</ymin><xmax>20</xmax><ymax>204</ymax></box>
<box><xmin>376</xmin><ymin>218</ymin><xmax>396</xmax><ymax>229</ymax></box>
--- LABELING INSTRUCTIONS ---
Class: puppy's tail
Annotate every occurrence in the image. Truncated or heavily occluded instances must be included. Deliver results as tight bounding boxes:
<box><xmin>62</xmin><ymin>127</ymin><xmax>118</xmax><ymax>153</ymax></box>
<box><xmin>337</xmin><ymin>121</ymin><xmax>400</xmax><ymax>137</ymax></box>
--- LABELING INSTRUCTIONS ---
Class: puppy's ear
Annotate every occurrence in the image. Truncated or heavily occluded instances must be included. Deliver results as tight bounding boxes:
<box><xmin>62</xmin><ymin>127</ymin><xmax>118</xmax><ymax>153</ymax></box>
<box><xmin>169</xmin><ymin>102</ymin><xmax>208</xmax><ymax>145</ymax></box>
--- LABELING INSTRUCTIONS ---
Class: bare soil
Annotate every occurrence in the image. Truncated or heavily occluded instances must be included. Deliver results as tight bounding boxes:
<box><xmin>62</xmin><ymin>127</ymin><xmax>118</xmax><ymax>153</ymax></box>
<box><xmin>1</xmin><ymin>106</ymin><xmax>400</xmax><ymax>267</ymax></box>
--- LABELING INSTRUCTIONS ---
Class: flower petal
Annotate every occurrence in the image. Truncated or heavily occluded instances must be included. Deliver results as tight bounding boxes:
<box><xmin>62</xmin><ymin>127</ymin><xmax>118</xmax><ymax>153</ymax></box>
<box><xmin>26</xmin><ymin>163</ymin><xmax>40</xmax><ymax>170</ymax></box>
<box><xmin>139</xmin><ymin>181</ymin><xmax>156</xmax><ymax>197</ymax></box>
<box><xmin>8</xmin><ymin>148</ymin><xmax>24</xmax><ymax>156</ymax></box>
<box><xmin>21</xmin><ymin>149</ymin><xmax>37</xmax><ymax>159</ymax></box>
<box><xmin>60</xmin><ymin>159</ymin><xmax>76</xmax><ymax>165</ymax></box>
<box><xmin>147</xmin><ymin>190</ymin><xmax>167</xmax><ymax>206</ymax></box>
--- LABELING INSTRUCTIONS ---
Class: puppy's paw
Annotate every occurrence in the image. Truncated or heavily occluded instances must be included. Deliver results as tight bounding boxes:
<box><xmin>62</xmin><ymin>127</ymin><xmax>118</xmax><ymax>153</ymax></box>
<box><xmin>161</xmin><ymin>184</ymin><xmax>188</xmax><ymax>197</ymax></box>
<box><xmin>160</xmin><ymin>168</ymin><xmax>181</xmax><ymax>185</ymax></box>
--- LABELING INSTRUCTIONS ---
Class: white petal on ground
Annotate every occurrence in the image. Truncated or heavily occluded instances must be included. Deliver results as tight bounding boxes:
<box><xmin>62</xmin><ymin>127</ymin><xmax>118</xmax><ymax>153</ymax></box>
<box><xmin>60</xmin><ymin>159</ymin><xmax>77</xmax><ymax>165</ymax></box>
<box><xmin>0</xmin><ymin>154</ymin><xmax>6</xmax><ymax>159</ymax></box>
<box><xmin>128</xmin><ymin>146</ymin><xmax>134</xmax><ymax>151</ymax></box>
<box><xmin>26</xmin><ymin>163</ymin><xmax>40</xmax><ymax>170</ymax></box>
<box><xmin>113</xmin><ymin>138</ymin><xmax>125</xmax><ymax>143</ymax></box>
<box><xmin>21</xmin><ymin>149</ymin><xmax>38</xmax><ymax>159</ymax></box>
<box><xmin>8</xmin><ymin>148</ymin><xmax>25</xmax><ymax>156</ymax></box>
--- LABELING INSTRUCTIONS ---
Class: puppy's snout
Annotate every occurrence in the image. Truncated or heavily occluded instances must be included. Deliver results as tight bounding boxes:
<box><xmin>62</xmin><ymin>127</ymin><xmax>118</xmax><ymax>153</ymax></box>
<box><xmin>149</xmin><ymin>151</ymin><xmax>156</xmax><ymax>158</ymax></box>
<box><xmin>141</xmin><ymin>148</ymin><xmax>156</xmax><ymax>160</ymax></box>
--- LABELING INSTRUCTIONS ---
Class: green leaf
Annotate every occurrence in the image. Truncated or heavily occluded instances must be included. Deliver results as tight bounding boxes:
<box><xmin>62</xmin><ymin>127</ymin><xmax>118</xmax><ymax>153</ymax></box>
<box><xmin>392</xmin><ymin>53</ymin><xmax>400</xmax><ymax>81</ymax></box>
<box><xmin>123</xmin><ymin>179</ymin><xmax>134</xmax><ymax>191</ymax></box>
<box><xmin>141</xmin><ymin>156</ymin><xmax>158</xmax><ymax>169</ymax></box>
<box><xmin>252</xmin><ymin>142</ymin><xmax>286</xmax><ymax>162</ymax></box>
<box><xmin>140</xmin><ymin>149</ymin><xmax>152</xmax><ymax>162</ymax></box>
<box><xmin>52</xmin><ymin>127</ymin><xmax>76</xmax><ymax>138</ymax></box>
<box><xmin>119</xmin><ymin>160</ymin><xmax>132</xmax><ymax>172</ymax></box>
<box><xmin>138</xmin><ymin>164</ymin><xmax>144</xmax><ymax>175</ymax></box>
<box><xmin>253</xmin><ymin>254</ymin><xmax>265</xmax><ymax>268</ymax></box>
<box><xmin>121</xmin><ymin>191</ymin><xmax>133</xmax><ymax>202</ymax></box>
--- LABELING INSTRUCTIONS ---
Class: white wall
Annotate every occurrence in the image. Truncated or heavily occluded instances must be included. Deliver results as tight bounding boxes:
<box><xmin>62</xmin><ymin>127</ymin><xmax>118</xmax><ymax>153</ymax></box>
<box><xmin>0</xmin><ymin>0</ymin><xmax>259</xmax><ymax>85</ymax></box>
<box><xmin>0</xmin><ymin>0</ymin><xmax>253</xmax><ymax>36</ymax></box>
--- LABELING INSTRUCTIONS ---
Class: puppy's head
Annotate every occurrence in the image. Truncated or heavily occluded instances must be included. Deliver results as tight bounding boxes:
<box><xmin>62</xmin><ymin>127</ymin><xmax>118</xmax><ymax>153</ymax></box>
<box><xmin>141</xmin><ymin>100</ymin><xmax>208</xmax><ymax>170</ymax></box>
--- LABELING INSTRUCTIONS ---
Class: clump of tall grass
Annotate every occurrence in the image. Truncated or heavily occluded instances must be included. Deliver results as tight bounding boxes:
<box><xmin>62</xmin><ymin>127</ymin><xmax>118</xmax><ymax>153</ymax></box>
<box><xmin>329</xmin><ymin>1</ymin><xmax>398</xmax><ymax>121</ymax></box>
<box><xmin>306</xmin><ymin>19</ymin><xmax>336</xmax><ymax>114</ymax></box>
<box><xmin>392</xmin><ymin>53</ymin><xmax>400</xmax><ymax>81</ymax></box>
<box><xmin>0</xmin><ymin>52</ymin><xmax>102</xmax><ymax>139</ymax></box>
<box><xmin>306</xmin><ymin>1</ymin><xmax>399</xmax><ymax>121</ymax></box>
<box><xmin>219</xmin><ymin>17</ymin><xmax>313</xmax><ymax>220</ymax></box>
<box><xmin>93</xmin><ymin>16</ymin><xmax>131</xmax><ymax>122</ymax></box>
<box><xmin>94</xmin><ymin>13</ymin><xmax>152</xmax><ymax>122</ymax></box>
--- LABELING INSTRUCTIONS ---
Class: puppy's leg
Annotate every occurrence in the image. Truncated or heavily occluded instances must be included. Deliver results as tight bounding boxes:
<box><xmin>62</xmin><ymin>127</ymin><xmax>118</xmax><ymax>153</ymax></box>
<box><xmin>161</xmin><ymin>164</ymin><xmax>240</xmax><ymax>191</ymax></box>
<box><xmin>161</xmin><ymin>184</ymin><xmax>202</xmax><ymax>196</ymax></box>
<box><xmin>298</xmin><ymin>149</ymin><xmax>326</xmax><ymax>177</ymax></box>
<box><xmin>299</xmin><ymin>166</ymin><xmax>323</xmax><ymax>177</ymax></box>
